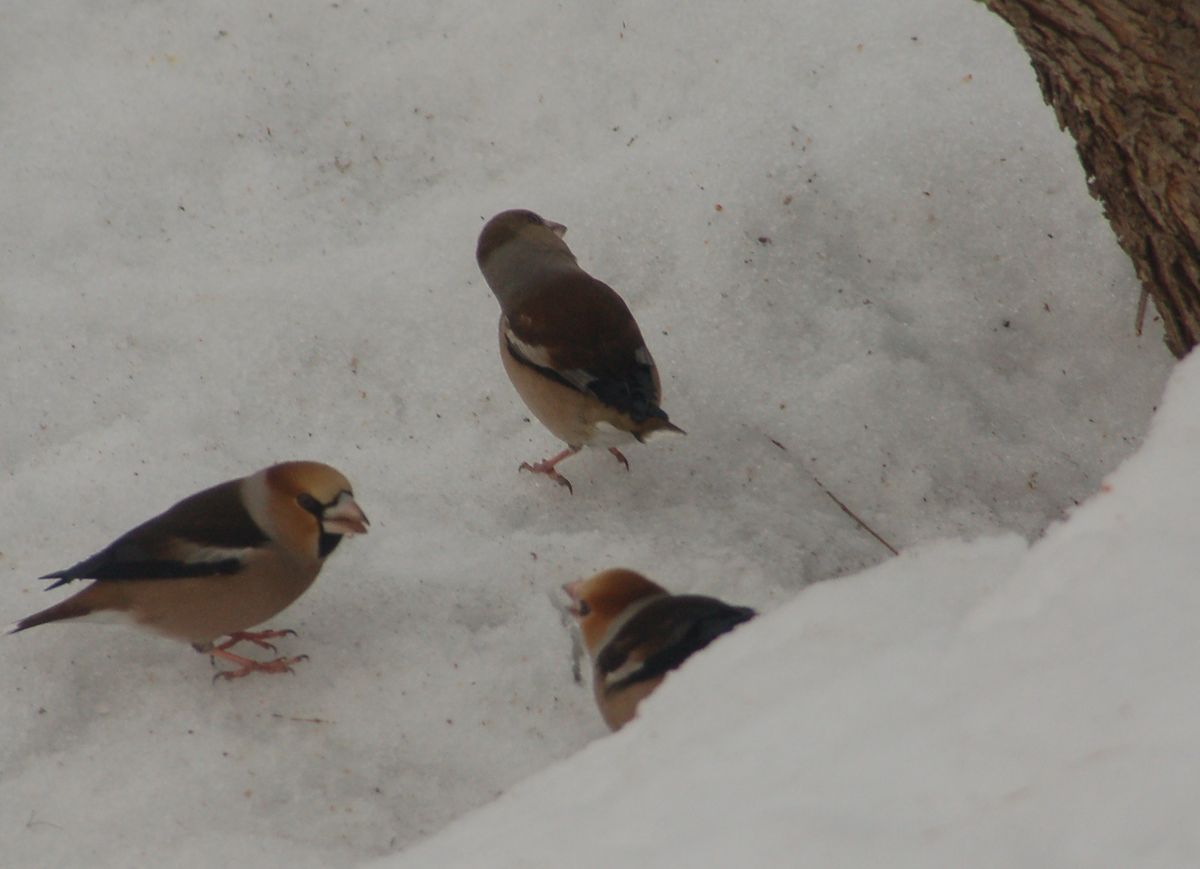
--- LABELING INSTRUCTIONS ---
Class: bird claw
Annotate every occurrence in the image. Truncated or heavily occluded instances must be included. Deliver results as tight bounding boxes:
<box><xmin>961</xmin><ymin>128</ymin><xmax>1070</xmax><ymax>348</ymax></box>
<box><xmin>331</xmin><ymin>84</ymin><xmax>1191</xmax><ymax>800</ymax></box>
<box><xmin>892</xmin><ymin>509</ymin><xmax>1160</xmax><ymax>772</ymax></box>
<box><xmin>518</xmin><ymin>446</ymin><xmax>581</xmax><ymax>494</ymax></box>
<box><xmin>519</xmin><ymin>461</ymin><xmax>574</xmax><ymax>494</ymax></box>
<box><xmin>216</xmin><ymin>628</ymin><xmax>299</xmax><ymax>654</ymax></box>
<box><xmin>607</xmin><ymin>447</ymin><xmax>630</xmax><ymax>471</ymax></box>
<box><xmin>206</xmin><ymin>644</ymin><xmax>309</xmax><ymax>682</ymax></box>
<box><xmin>211</xmin><ymin>655</ymin><xmax>309</xmax><ymax>682</ymax></box>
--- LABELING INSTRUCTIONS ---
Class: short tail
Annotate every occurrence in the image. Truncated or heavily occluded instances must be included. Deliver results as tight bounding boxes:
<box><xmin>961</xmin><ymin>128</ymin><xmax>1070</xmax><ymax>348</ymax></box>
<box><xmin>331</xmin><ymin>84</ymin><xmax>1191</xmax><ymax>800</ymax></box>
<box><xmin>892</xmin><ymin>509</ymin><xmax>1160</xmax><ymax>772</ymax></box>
<box><xmin>633</xmin><ymin>414</ymin><xmax>687</xmax><ymax>442</ymax></box>
<box><xmin>8</xmin><ymin>597</ymin><xmax>93</xmax><ymax>635</ymax></box>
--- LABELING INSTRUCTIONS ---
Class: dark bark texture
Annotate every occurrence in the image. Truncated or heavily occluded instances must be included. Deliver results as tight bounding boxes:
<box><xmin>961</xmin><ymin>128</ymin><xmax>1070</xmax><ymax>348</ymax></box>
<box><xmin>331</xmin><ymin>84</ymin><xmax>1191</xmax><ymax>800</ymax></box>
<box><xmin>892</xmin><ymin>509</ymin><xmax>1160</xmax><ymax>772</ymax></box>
<box><xmin>986</xmin><ymin>0</ymin><xmax>1200</xmax><ymax>357</ymax></box>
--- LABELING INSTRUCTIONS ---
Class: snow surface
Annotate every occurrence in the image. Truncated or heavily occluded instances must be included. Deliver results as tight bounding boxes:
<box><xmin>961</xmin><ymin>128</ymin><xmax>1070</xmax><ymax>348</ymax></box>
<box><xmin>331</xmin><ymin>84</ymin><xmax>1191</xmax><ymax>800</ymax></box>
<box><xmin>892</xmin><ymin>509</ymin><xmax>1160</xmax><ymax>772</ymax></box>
<box><xmin>0</xmin><ymin>0</ymin><xmax>1175</xmax><ymax>866</ymax></box>
<box><xmin>388</xmin><ymin>351</ymin><xmax>1200</xmax><ymax>869</ymax></box>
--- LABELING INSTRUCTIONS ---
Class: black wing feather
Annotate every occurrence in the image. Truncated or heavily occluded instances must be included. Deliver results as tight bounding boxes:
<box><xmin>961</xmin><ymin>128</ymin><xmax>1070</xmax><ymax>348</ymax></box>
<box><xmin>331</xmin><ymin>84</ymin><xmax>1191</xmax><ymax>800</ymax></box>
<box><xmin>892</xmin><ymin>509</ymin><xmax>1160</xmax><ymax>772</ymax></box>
<box><xmin>505</xmin><ymin>335</ymin><xmax>665</xmax><ymax>423</ymax></box>
<box><xmin>584</xmin><ymin>364</ymin><xmax>668</xmax><ymax>424</ymax></box>
<box><xmin>598</xmin><ymin>595</ymin><xmax>756</xmax><ymax>693</ymax></box>
<box><xmin>40</xmin><ymin>479</ymin><xmax>268</xmax><ymax>588</ymax></box>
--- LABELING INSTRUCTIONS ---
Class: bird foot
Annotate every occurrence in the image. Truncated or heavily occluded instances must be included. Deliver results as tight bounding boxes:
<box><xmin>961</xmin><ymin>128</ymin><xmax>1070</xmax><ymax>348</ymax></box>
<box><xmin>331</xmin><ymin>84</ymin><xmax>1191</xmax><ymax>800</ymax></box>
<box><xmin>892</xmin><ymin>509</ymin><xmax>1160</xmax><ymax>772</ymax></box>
<box><xmin>215</xmin><ymin>628</ymin><xmax>298</xmax><ymax>654</ymax></box>
<box><xmin>208</xmin><ymin>647</ymin><xmax>309</xmax><ymax>681</ymax></box>
<box><xmin>519</xmin><ymin>446</ymin><xmax>581</xmax><ymax>494</ymax></box>
<box><xmin>607</xmin><ymin>447</ymin><xmax>630</xmax><ymax>471</ymax></box>
<box><xmin>519</xmin><ymin>461</ymin><xmax>574</xmax><ymax>493</ymax></box>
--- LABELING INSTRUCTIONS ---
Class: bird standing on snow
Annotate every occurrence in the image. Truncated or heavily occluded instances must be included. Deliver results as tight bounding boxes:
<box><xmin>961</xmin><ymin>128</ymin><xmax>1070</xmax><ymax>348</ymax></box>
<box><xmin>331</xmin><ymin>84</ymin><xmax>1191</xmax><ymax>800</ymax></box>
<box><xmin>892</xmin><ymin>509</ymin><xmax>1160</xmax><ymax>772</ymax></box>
<box><xmin>8</xmin><ymin>461</ymin><xmax>368</xmax><ymax>680</ymax></box>
<box><xmin>563</xmin><ymin>568</ymin><xmax>755</xmax><ymax>730</ymax></box>
<box><xmin>476</xmin><ymin>209</ymin><xmax>684</xmax><ymax>493</ymax></box>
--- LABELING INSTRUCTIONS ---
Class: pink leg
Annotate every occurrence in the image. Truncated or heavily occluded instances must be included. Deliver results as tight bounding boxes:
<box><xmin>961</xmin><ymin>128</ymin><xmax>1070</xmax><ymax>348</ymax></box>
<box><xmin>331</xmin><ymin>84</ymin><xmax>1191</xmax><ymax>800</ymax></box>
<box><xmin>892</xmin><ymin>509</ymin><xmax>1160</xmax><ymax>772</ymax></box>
<box><xmin>519</xmin><ymin>446</ymin><xmax>581</xmax><ymax>493</ymax></box>
<box><xmin>216</xmin><ymin>628</ymin><xmax>297</xmax><ymax>654</ymax></box>
<box><xmin>607</xmin><ymin>447</ymin><xmax>630</xmax><ymax>471</ymax></box>
<box><xmin>207</xmin><ymin>646</ymin><xmax>309</xmax><ymax>681</ymax></box>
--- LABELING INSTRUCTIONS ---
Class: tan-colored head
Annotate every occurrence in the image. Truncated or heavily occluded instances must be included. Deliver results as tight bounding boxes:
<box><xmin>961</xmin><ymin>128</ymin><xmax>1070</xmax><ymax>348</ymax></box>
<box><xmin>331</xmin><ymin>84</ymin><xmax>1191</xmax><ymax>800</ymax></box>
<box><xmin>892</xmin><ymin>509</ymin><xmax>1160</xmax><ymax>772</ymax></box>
<box><xmin>245</xmin><ymin>462</ymin><xmax>369</xmax><ymax>561</ymax></box>
<box><xmin>563</xmin><ymin>568</ymin><xmax>668</xmax><ymax>655</ymax></box>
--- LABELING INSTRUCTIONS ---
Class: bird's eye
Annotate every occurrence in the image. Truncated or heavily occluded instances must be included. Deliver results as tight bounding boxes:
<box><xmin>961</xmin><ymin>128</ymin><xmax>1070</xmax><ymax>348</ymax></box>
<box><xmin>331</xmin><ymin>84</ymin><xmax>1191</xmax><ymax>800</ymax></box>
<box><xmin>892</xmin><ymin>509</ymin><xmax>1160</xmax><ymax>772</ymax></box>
<box><xmin>296</xmin><ymin>493</ymin><xmax>323</xmax><ymax>518</ymax></box>
<box><xmin>577</xmin><ymin>600</ymin><xmax>591</xmax><ymax>617</ymax></box>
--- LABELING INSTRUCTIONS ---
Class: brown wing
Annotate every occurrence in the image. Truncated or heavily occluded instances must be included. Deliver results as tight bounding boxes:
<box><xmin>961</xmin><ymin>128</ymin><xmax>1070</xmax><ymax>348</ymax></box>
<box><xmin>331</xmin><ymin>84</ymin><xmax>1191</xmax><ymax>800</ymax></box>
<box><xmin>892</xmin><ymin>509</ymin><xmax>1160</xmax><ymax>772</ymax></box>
<box><xmin>506</xmin><ymin>272</ymin><xmax>665</xmax><ymax>421</ymax></box>
<box><xmin>40</xmin><ymin>479</ymin><xmax>269</xmax><ymax>588</ymax></box>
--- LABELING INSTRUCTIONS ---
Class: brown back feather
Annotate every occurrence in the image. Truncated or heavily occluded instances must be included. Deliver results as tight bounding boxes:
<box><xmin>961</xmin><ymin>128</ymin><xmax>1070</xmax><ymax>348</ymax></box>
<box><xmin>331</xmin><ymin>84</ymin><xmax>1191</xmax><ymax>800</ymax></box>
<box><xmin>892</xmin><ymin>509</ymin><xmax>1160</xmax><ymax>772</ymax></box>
<box><xmin>508</xmin><ymin>273</ymin><xmax>651</xmax><ymax>381</ymax></box>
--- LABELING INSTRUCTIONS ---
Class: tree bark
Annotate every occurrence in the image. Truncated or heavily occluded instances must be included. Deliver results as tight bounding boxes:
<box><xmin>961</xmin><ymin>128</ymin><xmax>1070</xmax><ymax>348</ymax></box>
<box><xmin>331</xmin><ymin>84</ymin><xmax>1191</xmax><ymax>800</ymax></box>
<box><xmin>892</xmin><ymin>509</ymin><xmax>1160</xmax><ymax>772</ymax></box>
<box><xmin>985</xmin><ymin>0</ymin><xmax>1200</xmax><ymax>357</ymax></box>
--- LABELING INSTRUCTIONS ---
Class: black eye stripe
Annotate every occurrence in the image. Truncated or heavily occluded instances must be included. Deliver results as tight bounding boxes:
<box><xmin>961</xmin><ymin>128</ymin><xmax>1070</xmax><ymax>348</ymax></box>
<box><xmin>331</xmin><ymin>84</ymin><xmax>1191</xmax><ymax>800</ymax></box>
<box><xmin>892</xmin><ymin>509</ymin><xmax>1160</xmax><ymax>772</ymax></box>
<box><xmin>578</xmin><ymin>600</ymin><xmax>592</xmax><ymax>616</ymax></box>
<box><xmin>296</xmin><ymin>493</ymin><xmax>323</xmax><ymax>517</ymax></box>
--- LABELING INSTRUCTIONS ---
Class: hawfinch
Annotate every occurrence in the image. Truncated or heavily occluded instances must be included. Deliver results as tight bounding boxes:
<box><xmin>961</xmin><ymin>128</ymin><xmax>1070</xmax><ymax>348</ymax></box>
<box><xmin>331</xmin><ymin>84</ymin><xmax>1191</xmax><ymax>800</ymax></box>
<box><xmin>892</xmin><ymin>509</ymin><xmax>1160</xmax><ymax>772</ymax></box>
<box><xmin>476</xmin><ymin>209</ymin><xmax>684</xmax><ymax>492</ymax></box>
<box><xmin>9</xmin><ymin>461</ymin><xmax>368</xmax><ymax>679</ymax></box>
<box><xmin>563</xmin><ymin>568</ymin><xmax>755</xmax><ymax>730</ymax></box>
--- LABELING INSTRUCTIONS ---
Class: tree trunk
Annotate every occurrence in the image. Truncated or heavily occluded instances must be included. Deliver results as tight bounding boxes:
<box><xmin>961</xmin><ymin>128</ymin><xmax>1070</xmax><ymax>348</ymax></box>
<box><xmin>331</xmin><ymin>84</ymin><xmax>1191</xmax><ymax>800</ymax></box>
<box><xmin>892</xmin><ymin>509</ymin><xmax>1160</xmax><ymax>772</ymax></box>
<box><xmin>985</xmin><ymin>0</ymin><xmax>1200</xmax><ymax>358</ymax></box>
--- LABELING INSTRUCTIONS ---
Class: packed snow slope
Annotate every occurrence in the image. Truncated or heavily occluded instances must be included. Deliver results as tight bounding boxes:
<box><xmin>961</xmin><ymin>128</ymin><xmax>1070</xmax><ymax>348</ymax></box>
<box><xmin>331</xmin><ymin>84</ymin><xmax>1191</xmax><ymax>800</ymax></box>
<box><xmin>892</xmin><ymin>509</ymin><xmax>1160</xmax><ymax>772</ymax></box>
<box><xmin>388</xmin><ymin>350</ymin><xmax>1200</xmax><ymax>869</ymax></box>
<box><xmin>0</xmin><ymin>0</ymin><xmax>1172</xmax><ymax>866</ymax></box>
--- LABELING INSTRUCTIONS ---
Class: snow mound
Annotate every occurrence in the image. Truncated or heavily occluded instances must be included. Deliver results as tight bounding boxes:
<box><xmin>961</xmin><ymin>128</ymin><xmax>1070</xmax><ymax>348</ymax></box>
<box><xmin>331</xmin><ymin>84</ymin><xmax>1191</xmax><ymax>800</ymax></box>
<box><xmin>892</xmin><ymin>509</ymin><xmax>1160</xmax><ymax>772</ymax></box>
<box><xmin>387</xmin><ymin>352</ymin><xmax>1200</xmax><ymax>868</ymax></box>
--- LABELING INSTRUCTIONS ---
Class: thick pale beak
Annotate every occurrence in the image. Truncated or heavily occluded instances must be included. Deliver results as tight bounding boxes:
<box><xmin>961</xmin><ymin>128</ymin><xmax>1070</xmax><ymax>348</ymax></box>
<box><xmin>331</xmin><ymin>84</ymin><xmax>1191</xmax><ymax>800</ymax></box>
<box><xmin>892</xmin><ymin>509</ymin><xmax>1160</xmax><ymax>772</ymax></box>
<box><xmin>546</xmin><ymin>220</ymin><xmax>567</xmax><ymax>238</ymax></box>
<box><xmin>321</xmin><ymin>492</ymin><xmax>370</xmax><ymax>536</ymax></box>
<box><xmin>562</xmin><ymin>579</ymin><xmax>584</xmax><ymax>616</ymax></box>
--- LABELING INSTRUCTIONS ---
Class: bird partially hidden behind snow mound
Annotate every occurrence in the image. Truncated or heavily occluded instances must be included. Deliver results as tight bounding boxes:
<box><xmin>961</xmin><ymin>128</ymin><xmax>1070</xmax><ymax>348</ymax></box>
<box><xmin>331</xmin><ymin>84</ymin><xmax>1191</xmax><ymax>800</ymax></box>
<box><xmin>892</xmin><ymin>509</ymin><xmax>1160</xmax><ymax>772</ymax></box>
<box><xmin>564</xmin><ymin>568</ymin><xmax>755</xmax><ymax>730</ymax></box>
